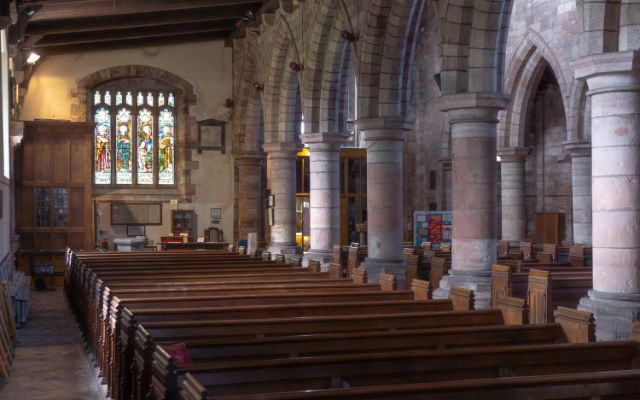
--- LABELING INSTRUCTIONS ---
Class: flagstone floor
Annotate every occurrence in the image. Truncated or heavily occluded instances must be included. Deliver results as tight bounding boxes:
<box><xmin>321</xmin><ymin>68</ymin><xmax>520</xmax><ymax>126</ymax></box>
<box><xmin>0</xmin><ymin>289</ymin><xmax>104</xmax><ymax>400</ymax></box>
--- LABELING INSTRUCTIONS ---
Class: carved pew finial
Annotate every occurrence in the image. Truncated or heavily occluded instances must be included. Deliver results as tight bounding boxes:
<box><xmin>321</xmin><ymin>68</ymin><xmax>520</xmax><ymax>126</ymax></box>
<box><xmin>378</xmin><ymin>273</ymin><xmax>397</xmax><ymax>292</ymax></box>
<box><xmin>411</xmin><ymin>279</ymin><xmax>432</xmax><ymax>300</ymax></box>
<box><xmin>554</xmin><ymin>307</ymin><xmax>595</xmax><ymax>343</ymax></box>
<box><xmin>449</xmin><ymin>287</ymin><xmax>475</xmax><ymax>310</ymax></box>
<box><xmin>352</xmin><ymin>267</ymin><xmax>368</xmax><ymax>284</ymax></box>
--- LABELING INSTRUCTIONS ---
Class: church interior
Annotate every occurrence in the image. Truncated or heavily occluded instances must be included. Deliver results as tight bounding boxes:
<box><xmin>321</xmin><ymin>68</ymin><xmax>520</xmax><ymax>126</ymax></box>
<box><xmin>1</xmin><ymin>0</ymin><xmax>640</xmax><ymax>398</ymax></box>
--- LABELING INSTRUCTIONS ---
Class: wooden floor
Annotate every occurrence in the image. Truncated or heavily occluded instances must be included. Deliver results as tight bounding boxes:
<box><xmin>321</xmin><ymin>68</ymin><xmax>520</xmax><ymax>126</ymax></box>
<box><xmin>0</xmin><ymin>289</ymin><xmax>104</xmax><ymax>400</ymax></box>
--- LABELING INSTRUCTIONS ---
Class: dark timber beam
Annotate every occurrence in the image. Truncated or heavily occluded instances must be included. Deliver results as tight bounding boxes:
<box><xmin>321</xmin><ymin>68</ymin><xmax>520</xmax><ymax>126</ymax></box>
<box><xmin>26</xmin><ymin>4</ymin><xmax>258</xmax><ymax>35</ymax></box>
<box><xmin>35</xmin><ymin>30</ymin><xmax>228</xmax><ymax>55</ymax></box>
<box><xmin>24</xmin><ymin>0</ymin><xmax>261</xmax><ymax>21</ymax></box>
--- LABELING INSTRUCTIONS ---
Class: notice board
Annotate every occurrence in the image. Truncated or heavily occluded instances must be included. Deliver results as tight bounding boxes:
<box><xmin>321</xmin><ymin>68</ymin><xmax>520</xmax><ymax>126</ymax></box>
<box><xmin>413</xmin><ymin>211</ymin><xmax>452</xmax><ymax>246</ymax></box>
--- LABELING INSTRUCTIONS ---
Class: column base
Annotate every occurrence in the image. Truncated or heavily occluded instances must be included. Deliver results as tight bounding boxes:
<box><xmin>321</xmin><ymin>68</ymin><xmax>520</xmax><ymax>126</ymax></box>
<box><xmin>360</xmin><ymin>258</ymin><xmax>406</xmax><ymax>289</ymax></box>
<box><xmin>433</xmin><ymin>270</ymin><xmax>492</xmax><ymax>309</ymax></box>
<box><xmin>267</xmin><ymin>242</ymin><xmax>301</xmax><ymax>258</ymax></box>
<box><xmin>578</xmin><ymin>290</ymin><xmax>640</xmax><ymax>341</ymax></box>
<box><xmin>303</xmin><ymin>250</ymin><xmax>333</xmax><ymax>270</ymax></box>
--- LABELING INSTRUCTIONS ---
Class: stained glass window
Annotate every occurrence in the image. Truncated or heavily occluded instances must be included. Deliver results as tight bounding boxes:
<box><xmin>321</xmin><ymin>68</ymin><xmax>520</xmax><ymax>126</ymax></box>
<box><xmin>92</xmin><ymin>87</ymin><xmax>177</xmax><ymax>186</ymax></box>
<box><xmin>158</xmin><ymin>109</ymin><xmax>175</xmax><ymax>184</ymax></box>
<box><xmin>94</xmin><ymin>108</ymin><xmax>112</xmax><ymax>184</ymax></box>
<box><xmin>137</xmin><ymin>109</ymin><xmax>154</xmax><ymax>184</ymax></box>
<box><xmin>116</xmin><ymin>108</ymin><xmax>133</xmax><ymax>184</ymax></box>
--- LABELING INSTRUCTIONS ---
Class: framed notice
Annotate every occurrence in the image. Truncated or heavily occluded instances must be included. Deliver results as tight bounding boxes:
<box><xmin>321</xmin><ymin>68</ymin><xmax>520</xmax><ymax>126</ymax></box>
<box><xmin>413</xmin><ymin>211</ymin><xmax>452</xmax><ymax>246</ymax></box>
<box><xmin>111</xmin><ymin>202</ymin><xmax>162</xmax><ymax>225</ymax></box>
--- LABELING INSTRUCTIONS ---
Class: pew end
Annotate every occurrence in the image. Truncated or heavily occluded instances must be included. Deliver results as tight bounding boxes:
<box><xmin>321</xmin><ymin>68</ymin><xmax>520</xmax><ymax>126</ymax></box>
<box><xmin>490</xmin><ymin>264</ymin><xmax>513</xmax><ymax>309</ymax></box>
<box><xmin>553</xmin><ymin>306</ymin><xmax>595</xmax><ymax>343</ymax></box>
<box><xmin>351</xmin><ymin>267</ymin><xmax>367</xmax><ymax>285</ymax></box>
<box><xmin>180</xmin><ymin>372</ymin><xmax>207</xmax><ymax>400</ymax></box>
<box><xmin>411</xmin><ymin>279</ymin><xmax>431</xmax><ymax>300</ymax></box>
<box><xmin>307</xmin><ymin>260</ymin><xmax>321</xmax><ymax>273</ymax></box>
<box><xmin>378</xmin><ymin>273</ymin><xmax>397</xmax><ymax>292</ymax></box>
<box><xmin>633</xmin><ymin>322</ymin><xmax>640</xmax><ymax>342</ymax></box>
<box><xmin>449</xmin><ymin>287</ymin><xmax>475</xmax><ymax>310</ymax></box>
<box><xmin>328</xmin><ymin>263</ymin><xmax>343</xmax><ymax>279</ymax></box>
<box><xmin>496</xmin><ymin>295</ymin><xmax>528</xmax><ymax>325</ymax></box>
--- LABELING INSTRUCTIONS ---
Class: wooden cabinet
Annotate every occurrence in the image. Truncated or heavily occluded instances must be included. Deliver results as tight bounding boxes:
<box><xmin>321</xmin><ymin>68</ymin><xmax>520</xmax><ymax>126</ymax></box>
<box><xmin>16</xmin><ymin>121</ymin><xmax>94</xmax><ymax>251</ymax></box>
<box><xmin>534</xmin><ymin>212</ymin><xmax>566</xmax><ymax>245</ymax></box>
<box><xmin>171</xmin><ymin>210</ymin><xmax>195</xmax><ymax>238</ymax></box>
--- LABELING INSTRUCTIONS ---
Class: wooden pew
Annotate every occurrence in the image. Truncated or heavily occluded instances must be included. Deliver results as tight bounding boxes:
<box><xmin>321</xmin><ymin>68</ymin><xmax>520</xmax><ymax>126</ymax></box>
<box><xmin>177</xmin><ymin>341</ymin><xmax>640</xmax><ymax>398</ymax></box>
<box><xmin>185</xmin><ymin>370</ymin><xmax>640</xmax><ymax>400</ymax></box>
<box><xmin>490</xmin><ymin>263</ymin><xmax>591</xmax><ymax>308</ymax></box>
<box><xmin>150</xmin><ymin>323</ymin><xmax>565</xmax><ymax>400</ymax></box>
<box><xmin>429</xmin><ymin>256</ymin><xmax>450</xmax><ymax>291</ymax></box>
<box><xmin>528</xmin><ymin>269</ymin><xmax>593</xmax><ymax>324</ymax></box>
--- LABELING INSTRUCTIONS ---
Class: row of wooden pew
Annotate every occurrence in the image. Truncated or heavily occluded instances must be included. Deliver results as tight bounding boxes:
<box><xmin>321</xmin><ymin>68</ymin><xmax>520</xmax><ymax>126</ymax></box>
<box><xmin>65</xmin><ymin>247</ymin><xmax>640</xmax><ymax>400</ymax></box>
<box><xmin>0</xmin><ymin>281</ymin><xmax>16</xmax><ymax>382</ymax></box>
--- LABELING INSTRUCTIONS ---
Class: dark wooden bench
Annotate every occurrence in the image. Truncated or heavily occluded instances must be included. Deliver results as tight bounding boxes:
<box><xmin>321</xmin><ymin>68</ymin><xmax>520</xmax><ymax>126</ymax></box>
<box><xmin>150</xmin><ymin>323</ymin><xmax>566</xmax><ymax>400</ymax></box>
<box><xmin>185</xmin><ymin>370</ymin><xmax>640</xmax><ymax>400</ymax></box>
<box><xmin>528</xmin><ymin>269</ymin><xmax>593</xmax><ymax>324</ymax></box>
<box><xmin>177</xmin><ymin>341</ymin><xmax>640</xmax><ymax>398</ymax></box>
<box><xmin>490</xmin><ymin>264</ymin><xmax>592</xmax><ymax>308</ymax></box>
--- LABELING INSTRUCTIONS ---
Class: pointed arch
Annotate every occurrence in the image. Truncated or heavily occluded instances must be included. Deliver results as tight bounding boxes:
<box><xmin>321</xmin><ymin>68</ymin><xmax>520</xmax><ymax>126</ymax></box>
<box><xmin>499</xmin><ymin>30</ymin><xmax>571</xmax><ymax>148</ymax></box>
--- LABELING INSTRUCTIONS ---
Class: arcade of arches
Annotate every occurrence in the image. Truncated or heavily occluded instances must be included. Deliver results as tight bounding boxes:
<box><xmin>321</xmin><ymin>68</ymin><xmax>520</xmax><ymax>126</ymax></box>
<box><xmin>1</xmin><ymin>0</ymin><xmax>640</xmax><ymax>378</ymax></box>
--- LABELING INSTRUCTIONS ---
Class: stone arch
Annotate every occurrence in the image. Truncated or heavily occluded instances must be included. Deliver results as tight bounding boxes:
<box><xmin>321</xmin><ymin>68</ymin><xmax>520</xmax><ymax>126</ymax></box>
<box><xmin>301</xmin><ymin>0</ymin><xmax>351</xmax><ymax>134</ymax></box>
<box><xmin>263</xmin><ymin>17</ymin><xmax>298</xmax><ymax>144</ymax></box>
<box><xmin>74</xmin><ymin>64</ymin><xmax>198</xmax><ymax>198</ymax></box>
<box><xmin>435</xmin><ymin>0</ymin><xmax>514</xmax><ymax>94</ymax></box>
<box><xmin>566</xmin><ymin>80</ymin><xmax>590</xmax><ymax>143</ymax></box>
<box><xmin>499</xmin><ymin>31</ymin><xmax>570</xmax><ymax>148</ymax></box>
<box><xmin>233</xmin><ymin>36</ymin><xmax>264</xmax><ymax>155</ymax></box>
<box><xmin>356</xmin><ymin>0</ymin><xmax>425</xmax><ymax>119</ymax></box>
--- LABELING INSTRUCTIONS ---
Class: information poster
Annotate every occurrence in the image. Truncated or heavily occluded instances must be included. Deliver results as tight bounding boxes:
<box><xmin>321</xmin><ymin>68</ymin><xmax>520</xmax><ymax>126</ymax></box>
<box><xmin>413</xmin><ymin>211</ymin><xmax>452</xmax><ymax>246</ymax></box>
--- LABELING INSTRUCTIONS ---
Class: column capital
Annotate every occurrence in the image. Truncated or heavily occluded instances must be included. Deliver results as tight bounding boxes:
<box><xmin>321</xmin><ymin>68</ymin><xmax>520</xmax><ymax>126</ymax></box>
<box><xmin>437</xmin><ymin>93</ymin><xmax>510</xmax><ymax>123</ymax></box>
<box><xmin>356</xmin><ymin>117</ymin><xmax>413</xmax><ymax>132</ymax></box>
<box><xmin>300</xmin><ymin>132</ymin><xmax>350</xmax><ymax>150</ymax></box>
<box><xmin>563</xmin><ymin>141</ymin><xmax>591</xmax><ymax>157</ymax></box>
<box><xmin>497</xmin><ymin>147</ymin><xmax>528</xmax><ymax>162</ymax></box>
<box><xmin>262</xmin><ymin>142</ymin><xmax>301</xmax><ymax>158</ymax></box>
<box><xmin>573</xmin><ymin>51</ymin><xmax>640</xmax><ymax>94</ymax></box>
<box><xmin>234</xmin><ymin>152</ymin><xmax>265</xmax><ymax>167</ymax></box>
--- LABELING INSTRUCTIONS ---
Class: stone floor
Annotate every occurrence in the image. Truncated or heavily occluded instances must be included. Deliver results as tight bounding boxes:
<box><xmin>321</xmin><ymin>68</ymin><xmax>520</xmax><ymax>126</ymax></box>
<box><xmin>0</xmin><ymin>289</ymin><xmax>105</xmax><ymax>400</ymax></box>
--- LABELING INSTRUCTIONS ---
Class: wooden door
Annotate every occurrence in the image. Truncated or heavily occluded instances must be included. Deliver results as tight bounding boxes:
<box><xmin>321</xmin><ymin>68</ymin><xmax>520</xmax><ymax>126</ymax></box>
<box><xmin>16</xmin><ymin>120</ymin><xmax>94</xmax><ymax>250</ymax></box>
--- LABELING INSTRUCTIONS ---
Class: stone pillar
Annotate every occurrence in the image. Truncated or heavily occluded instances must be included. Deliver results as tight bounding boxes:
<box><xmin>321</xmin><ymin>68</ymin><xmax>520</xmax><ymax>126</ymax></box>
<box><xmin>575</xmin><ymin>51</ymin><xmax>640</xmax><ymax>340</ymax></box>
<box><xmin>358</xmin><ymin>117</ymin><xmax>411</xmax><ymax>288</ymax></box>
<box><xmin>564</xmin><ymin>142</ymin><xmax>592</xmax><ymax>246</ymax></box>
<box><xmin>235</xmin><ymin>153</ymin><xmax>264</xmax><ymax>243</ymax></box>
<box><xmin>263</xmin><ymin>143</ymin><xmax>300</xmax><ymax>255</ymax></box>
<box><xmin>434</xmin><ymin>94</ymin><xmax>509</xmax><ymax>309</ymax></box>
<box><xmin>498</xmin><ymin>147</ymin><xmax>528</xmax><ymax>243</ymax></box>
<box><xmin>300</xmin><ymin>133</ymin><xmax>348</xmax><ymax>266</ymax></box>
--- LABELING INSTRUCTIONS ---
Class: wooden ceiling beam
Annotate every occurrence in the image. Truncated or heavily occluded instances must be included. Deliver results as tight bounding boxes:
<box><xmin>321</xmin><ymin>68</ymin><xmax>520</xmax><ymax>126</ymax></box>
<box><xmin>26</xmin><ymin>4</ymin><xmax>259</xmax><ymax>35</ymax></box>
<box><xmin>36</xmin><ymin>30</ymin><xmax>228</xmax><ymax>55</ymax></box>
<box><xmin>32</xmin><ymin>20</ymin><xmax>236</xmax><ymax>47</ymax></box>
<box><xmin>26</xmin><ymin>0</ymin><xmax>261</xmax><ymax>21</ymax></box>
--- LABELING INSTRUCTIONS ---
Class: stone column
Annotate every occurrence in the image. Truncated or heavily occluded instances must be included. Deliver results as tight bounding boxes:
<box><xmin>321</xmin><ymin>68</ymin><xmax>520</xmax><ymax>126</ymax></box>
<box><xmin>498</xmin><ymin>147</ymin><xmax>528</xmax><ymax>243</ymax></box>
<box><xmin>358</xmin><ymin>117</ymin><xmax>411</xmax><ymax>288</ymax></box>
<box><xmin>235</xmin><ymin>153</ymin><xmax>264</xmax><ymax>243</ymax></box>
<box><xmin>300</xmin><ymin>133</ymin><xmax>348</xmax><ymax>266</ymax></box>
<box><xmin>564</xmin><ymin>141</ymin><xmax>592</xmax><ymax>246</ymax></box>
<box><xmin>433</xmin><ymin>94</ymin><xmax>509</xmax><ymax>309</ymax></box>
<box><xmin>263</xmin><ymin>143</ymin><xmax>300</xmax><ymax>255</ymax></box>
<box><xmin>575</xmin><ymin>51</ymin><xmax>640</xmax><ymax>340</ymax></box>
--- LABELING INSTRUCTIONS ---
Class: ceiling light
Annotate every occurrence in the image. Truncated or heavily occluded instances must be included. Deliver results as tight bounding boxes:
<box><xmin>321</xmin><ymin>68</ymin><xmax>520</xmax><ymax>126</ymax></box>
<box><xmin>26</xmin><ymin>52</ymin><xmax>40</xmax><ymax>64</ymax></box>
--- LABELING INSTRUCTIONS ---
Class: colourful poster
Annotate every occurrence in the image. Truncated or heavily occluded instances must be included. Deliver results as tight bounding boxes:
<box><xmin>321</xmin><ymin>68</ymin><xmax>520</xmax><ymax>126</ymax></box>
<box><xmin>413</xmin><ymin>211</ymin><xmax>452</xmax><ymax>245</ymax></box>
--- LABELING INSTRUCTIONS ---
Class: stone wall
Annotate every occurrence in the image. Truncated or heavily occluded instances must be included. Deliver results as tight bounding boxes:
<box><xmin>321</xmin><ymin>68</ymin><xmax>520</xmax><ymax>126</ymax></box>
<box><xmin>20</xmin><ymin>40</ymin><xmax>234</xmax><ymax>246</ymax></box>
